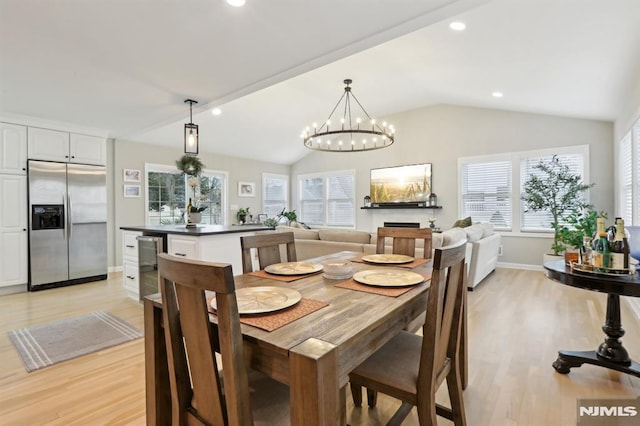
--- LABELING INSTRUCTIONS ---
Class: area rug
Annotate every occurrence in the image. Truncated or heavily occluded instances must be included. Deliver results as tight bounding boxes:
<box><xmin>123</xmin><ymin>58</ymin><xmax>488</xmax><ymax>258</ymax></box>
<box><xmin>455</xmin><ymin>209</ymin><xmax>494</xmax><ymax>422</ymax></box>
<box><xmin>8</xmin><ymin>311</ymin><xmax>143</xmax><ymax>372</ymax></box>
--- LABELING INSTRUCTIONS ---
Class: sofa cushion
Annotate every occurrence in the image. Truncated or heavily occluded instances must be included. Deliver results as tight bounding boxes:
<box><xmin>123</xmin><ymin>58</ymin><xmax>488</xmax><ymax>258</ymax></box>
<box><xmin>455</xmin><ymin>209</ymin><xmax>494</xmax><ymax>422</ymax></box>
<box><xmin>319</xmin><ymin>229</ymin><xmax>372</xmax><ymax>244</ymax></box>
<box><xmin>442</xmin><ymin>227</ymin><xmax>468</xmax><ymax>246</ymax></box>
<box><xmin>479</xmin><ymin>222</ymin><xmax>494</xmax><ymax>238</ymax></box>
<box><xmin>452</xmin><ymin>216</ymin><xmax>472</xmax><ymax>228</ymax></box>
<box><xmin>275</xmin><ymin>225</ymin><xmax>319</xmax><ymax>240</ymax></box>
<box><xmin>464</xmin><ymin>224</ymin><xmax>484</xmax><ymax>243</ymax></box>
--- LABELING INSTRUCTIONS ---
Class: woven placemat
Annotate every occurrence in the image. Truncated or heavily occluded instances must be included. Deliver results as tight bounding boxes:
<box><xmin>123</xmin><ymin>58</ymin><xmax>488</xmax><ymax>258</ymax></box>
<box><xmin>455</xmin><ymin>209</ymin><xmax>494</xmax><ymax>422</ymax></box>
<box><xmin>248</xmin><ymin>269</ymin><xmax>322</xmax><ymax>282</ymax></box>
<box><xmin>351</xmin><ymin>256</ymin><xmax>429</xmax><ymax>269</ymax></box>
<box><xmin>334</xmin><ymin>273</ymin><xmax>431</xmax><ymax>297</ymax></box>
<box><xmin>206</xmin><ymin>295</ymin><xmax>329</xmax><ymax>332</ymax></box>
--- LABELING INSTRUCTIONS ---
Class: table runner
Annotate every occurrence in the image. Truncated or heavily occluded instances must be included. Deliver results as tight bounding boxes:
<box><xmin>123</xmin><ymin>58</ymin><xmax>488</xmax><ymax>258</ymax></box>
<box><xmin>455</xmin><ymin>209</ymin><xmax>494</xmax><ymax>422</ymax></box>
<box><xmin>350</xmin><ymin>256</ymin><xmax>429</xmax><ymax>269</ymax></box>
<box><xmin>248</xmin><ymin>269</ymin><xmax>322</xmax><ymax>282</ymax></box>
<box><xmin>334</xmin><ymin>273</ymin><xmax>431</xmax><ymax>297</ymax></box>
<box><xmin>206</xmin><ymin>295</ymin><xmax>328</xmax><ymax>332</ymax></box>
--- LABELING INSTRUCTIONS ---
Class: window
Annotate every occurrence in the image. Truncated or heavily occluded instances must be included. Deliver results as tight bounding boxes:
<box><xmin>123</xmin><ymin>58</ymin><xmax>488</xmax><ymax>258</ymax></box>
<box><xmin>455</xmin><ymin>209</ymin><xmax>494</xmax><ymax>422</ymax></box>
<box><xmin>262</xmin><ymin>173</ymin><xmax>288</xmax><ymax>218</ymax></box>
<box><xmin>299</xmin><ymin>170</ymin><xmax>355</xmax><ymax>227</ymax></box>
<box><xmin>145</xmin><ymin>163</ymin><xmax>227</xmax><ymax>225</ymax></box>
<box><xmin>460</xmin><ymin>160</ymin><xmax>512</xmax><ymax>230</ymax></box>
<box><xmin>459</xmin><ymin>145</ymin><xmax>589</xmax><ymax>234</ymax></box>
<box><xmin>617</xmin><ymin>120</ymin><xmax>640</xmax><ymax>225</ymax></box>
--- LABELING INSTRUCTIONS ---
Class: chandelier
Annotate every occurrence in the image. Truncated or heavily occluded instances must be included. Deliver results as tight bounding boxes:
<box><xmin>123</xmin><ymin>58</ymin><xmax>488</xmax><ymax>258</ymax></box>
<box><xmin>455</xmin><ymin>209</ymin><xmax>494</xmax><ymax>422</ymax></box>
<box><xmin>184</xmin><ymin>99</ymin><xmax>199</xmax><ymax>155</ymax></box>
<box><xmin>302</xmin><ymin>79</ymin><xmax>395</xmax><ymax>152</ymax></box>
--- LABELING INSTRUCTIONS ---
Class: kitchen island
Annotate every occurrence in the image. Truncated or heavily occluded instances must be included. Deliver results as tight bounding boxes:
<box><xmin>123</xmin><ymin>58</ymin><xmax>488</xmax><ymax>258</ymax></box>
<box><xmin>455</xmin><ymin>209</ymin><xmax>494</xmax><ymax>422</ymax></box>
<box><xmin>120</xmin><ymin>224</ymin><xmax>274</xmax><ymax>299</ymax></box>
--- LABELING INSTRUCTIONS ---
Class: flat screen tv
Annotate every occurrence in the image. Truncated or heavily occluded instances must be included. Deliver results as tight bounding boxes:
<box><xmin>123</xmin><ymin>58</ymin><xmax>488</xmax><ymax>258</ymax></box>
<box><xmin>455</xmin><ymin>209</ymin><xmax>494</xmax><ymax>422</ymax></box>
<box><xmin>370</xmin><ymin>163</ymin><xmax>432</xmax><ymax>204</ymax></box>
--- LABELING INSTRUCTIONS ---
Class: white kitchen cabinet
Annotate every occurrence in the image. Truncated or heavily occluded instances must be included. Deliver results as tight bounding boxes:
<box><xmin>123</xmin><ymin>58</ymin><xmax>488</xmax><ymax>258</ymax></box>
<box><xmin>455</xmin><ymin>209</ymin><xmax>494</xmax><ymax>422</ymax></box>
<box><xmin>69</xmin><ymin>133</ymin><xmax>107</xmax><ymax>165</ymax></box>
<box><xmin>0</xmin><ymin>174</ymin><xmax>28</xmax><ymax>288</ymax></box>
<box><xmin>167</xmin><ymin>232</ymin><xmax>255</xmax><ymax>276</ymax></box>
<box><xmin>28</xmin><ymin>127</ymin><xmax>106</xmax><ymax>165</ymax></box>
<box><xmin>122</xmin><ymin>230</ymin><xmax>142</xmax><ymax>299</ymax></box>
<box><xmin>0</xmin><ymin>123</ymin><xmax>27</xmax><ymax>175</ymax></box>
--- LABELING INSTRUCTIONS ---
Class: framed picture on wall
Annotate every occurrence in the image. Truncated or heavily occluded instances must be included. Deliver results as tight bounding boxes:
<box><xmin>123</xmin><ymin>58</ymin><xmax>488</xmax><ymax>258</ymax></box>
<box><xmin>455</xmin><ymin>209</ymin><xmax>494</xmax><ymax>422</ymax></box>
<box><xmin>124</xmin><ymin>184</ymin><xmax>141</xmax><ymax>197</ymax></box>
<box><xmin>123</xmin><ymin>169</ymin><xmax>141</xmax><ymax>182</ymax></box>
<box><xmin>238</xmin><ymin>182</ymin><xmax>255</xmax><ymax>197</ymax></box>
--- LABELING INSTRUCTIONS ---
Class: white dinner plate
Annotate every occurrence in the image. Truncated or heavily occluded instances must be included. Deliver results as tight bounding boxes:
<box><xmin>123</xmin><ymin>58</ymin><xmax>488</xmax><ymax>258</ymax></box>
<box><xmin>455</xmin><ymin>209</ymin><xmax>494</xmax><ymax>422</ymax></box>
<box><xmin>361</xmin><ymin>254</ymin><xmax>415</xmax><ymax>264</ymax></box>
<box><xmin>211</xmin><ymin>286</ymin><xmax>302</xmax><ymax>315</ymax></box>
<box><xmin>353</xmin><ymin>269</ymin><xmax>425</xmax><ymax>287</ymax></box>
<box><xmin>264</xmin><ymin>262</ymin><xmax>323</xmax><ymax>275</ymax></box>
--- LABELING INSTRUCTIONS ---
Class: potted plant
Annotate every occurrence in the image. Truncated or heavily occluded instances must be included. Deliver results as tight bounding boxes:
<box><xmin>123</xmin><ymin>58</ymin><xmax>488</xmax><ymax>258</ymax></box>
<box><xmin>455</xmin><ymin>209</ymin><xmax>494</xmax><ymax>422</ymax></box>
<box><xmin>237</xmin><ymin>207</ymin><xmax>250</xmax><ymax>224</ymax></box>
<box><xmin>278</xmin><ymin>208</ymin><xmax>297</xmax><ymax>226</ymax></box>
<box><xmin>557</xmin><ymin>208</ymin><xmax>606</xmax><ymax>263</ymax></box>
<box><xmin>522</xmin><ymin>155</ymin><xmax>594</xmax><ymax>257</ymax></box>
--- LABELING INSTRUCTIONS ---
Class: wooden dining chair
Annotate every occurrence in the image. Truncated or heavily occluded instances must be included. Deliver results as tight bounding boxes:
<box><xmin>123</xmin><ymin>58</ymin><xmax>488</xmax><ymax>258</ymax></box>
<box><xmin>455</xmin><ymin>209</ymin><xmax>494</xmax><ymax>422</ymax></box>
<box><xmin>376</xmin><ymin>227</ymin><xmax>433</xmax><ymax>259</ymax></box>
<box><xmin>157</xmin><ymin>253</ymin><xmax>289</xmax><ymax>425</ymax></box>
<box><xmin>349</xmin><ymin>239</ymin><xmax>468</xmax><ymax>426</ymax></box>
<box><xmin>240</xmin><ymin>231</ymin><xmax>297</xmax><ymax>273</ymax></box>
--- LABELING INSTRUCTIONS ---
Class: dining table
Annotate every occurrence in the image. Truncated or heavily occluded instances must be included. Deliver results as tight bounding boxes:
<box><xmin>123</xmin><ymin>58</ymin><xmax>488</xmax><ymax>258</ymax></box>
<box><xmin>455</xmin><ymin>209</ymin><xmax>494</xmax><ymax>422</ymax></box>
<box><xmin>144</xmin><ymin>251</ymin><xmax>461</xmax><ymax>425</ymax></box>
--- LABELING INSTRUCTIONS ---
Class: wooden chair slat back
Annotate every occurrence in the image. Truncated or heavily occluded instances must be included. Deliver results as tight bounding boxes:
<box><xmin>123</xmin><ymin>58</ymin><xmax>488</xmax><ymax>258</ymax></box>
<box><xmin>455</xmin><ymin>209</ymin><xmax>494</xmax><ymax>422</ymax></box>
<box><xmin>158</xmin><ymin>253</ymin><xmax>254</xmax><ymax>426</ymax></box>
<box><xmin>375</xmin><ymin>227</ymin><xmax>433</xmax><ymax>259</ymax></box>
<box><xmin>418</xmin><ymin>240</ymin><xmax>467</xmax><ymax>394</ymax></box>
<box><xmin>240</xmin><ymin>232</ymin><xmax>297</xmax><ymax>273</ymax></box>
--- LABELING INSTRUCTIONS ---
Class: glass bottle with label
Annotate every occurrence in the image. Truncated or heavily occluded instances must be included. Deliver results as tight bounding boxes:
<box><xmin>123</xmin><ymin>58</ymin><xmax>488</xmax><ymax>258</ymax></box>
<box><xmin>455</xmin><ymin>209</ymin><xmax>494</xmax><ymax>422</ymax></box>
<box><xmin>580</xmin><ymin>236</ymin><xmax>592</xmax><ymax>266</ymax></box>
<box><xmin>592</xmin><ymin>217</ymin><xmax>610</xmax><ymax>271</ymax></box>
<box><xmin>610</xmin><ymin>218</ymin><xmax>630</xmax><ymax>271</ymax></box>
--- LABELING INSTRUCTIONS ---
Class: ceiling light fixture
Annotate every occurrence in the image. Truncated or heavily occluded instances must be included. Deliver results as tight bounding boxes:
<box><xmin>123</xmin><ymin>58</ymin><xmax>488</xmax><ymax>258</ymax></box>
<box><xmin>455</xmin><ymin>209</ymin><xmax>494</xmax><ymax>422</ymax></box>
<box><xmin>226</xmin><ymin>0</ymin><xmax>246</xmax><ymax>7</ymax></box>
<box><xmin>184</xmin><ymin>99</ymin><xmax>199</xmax><ymax>155</ymax></box>
<box><xmin>211</xmin><ymin>108</ymin><xmax>222</xmax><ymax>116</ymax></box>
<box><xmin>302</xmin><ymin>79</ymin><xmax>395</xmax><ymax>152</ymax></box>
<box><xmin>492</xmin><ymin>91</ymin><xmax>504</xmax><ymax>98</ymax></box>
<box><xmin>449</xmin><ymin>21</ymin><xmax>466</xmax><ymax>31</ymax></box>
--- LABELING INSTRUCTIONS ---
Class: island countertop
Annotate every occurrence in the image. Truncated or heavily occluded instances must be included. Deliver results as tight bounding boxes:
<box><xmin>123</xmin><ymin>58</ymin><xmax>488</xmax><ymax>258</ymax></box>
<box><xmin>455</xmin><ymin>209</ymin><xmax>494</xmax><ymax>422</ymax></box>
<box><xmin>120</xmin><ymin>224</ymin><xmax>274</xmax><ymax>236</ymax></box>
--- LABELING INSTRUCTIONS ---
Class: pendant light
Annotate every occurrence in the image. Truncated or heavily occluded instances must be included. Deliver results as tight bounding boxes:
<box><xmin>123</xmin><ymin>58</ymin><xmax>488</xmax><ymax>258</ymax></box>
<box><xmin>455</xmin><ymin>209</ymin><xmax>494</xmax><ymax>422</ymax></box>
<box><xmin>184</xmin><ymin>99</ymin><xmax>199</xmax><ymax>155</ymax></box>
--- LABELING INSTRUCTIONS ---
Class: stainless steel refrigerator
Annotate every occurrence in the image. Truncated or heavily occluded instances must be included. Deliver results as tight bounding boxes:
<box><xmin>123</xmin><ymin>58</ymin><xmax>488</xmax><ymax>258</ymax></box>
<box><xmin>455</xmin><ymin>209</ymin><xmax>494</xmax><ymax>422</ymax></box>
<box><xmin>28</xmin><ymin>160</ymin><xmax>107</xmax><ymax>290</ymax></box>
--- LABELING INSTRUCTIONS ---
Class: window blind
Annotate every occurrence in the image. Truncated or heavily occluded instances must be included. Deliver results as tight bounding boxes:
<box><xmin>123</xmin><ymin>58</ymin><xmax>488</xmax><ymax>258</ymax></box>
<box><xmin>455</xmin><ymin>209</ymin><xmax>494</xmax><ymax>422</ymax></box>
<box><xmin>619</xmin><ymin>132</ymin><xmax>632</xmax><ymax>224</ymax></box>
<box><xmin>460</xmin><ymin>161</ymin><xmax>512</xmax><ymax>230</ymax></box>
<box><xmin>327</xmin><ymin>175</ymin><xmax>354</xmax><ymax>226</ymax></box>
<box><xmin>299</xmin><ymin>172</ymin><xmax>355</xmax><ymax>227</ymax></box>
<box><xmin>520</xmin><ymin>153</ymin><xmax>585</xmax><ymax>231</ymax></box>
<box><xmin>262</xmin><ymin>174</ymin><xmax>288</xmax><ymax>218</ymax></box>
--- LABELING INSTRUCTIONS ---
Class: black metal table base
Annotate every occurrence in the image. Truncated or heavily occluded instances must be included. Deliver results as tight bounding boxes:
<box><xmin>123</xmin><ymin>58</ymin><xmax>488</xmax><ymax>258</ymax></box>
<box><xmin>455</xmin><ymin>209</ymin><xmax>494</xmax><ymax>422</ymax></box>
<box><xmin>553</xmin><ymin>350</ymin><xmax>640</xmax><ymax>378</ymax></box>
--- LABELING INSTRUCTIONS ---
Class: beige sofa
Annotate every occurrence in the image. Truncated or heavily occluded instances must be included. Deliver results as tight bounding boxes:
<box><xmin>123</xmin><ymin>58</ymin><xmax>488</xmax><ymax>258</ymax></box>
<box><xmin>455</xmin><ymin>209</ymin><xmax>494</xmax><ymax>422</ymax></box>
<box><xmin>274</xmin><ymin>223</ymin><xmax>501</xmax><ymax>289</ymax></box>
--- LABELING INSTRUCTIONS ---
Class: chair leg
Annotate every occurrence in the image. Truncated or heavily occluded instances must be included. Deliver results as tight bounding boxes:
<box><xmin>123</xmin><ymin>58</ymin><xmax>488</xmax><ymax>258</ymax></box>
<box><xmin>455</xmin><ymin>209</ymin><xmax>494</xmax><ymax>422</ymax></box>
<box><xmin>447</xmin><ymin>367</ymin><xmax>467</xmax><ymax>426</ymax></box>
<box><xmin>350</xmin><ymin>382</ymin><xmax>363</xmax><ymax>407</ymax></box>
<box><xmin>366</xmin><ymin>388</ymin><xmax>377</xmax><ymax>407</ymax></box>
<box><xmin>386</xmin><ymin>402</ymin><xmax>414</xmax><ymax>426</ymax></box>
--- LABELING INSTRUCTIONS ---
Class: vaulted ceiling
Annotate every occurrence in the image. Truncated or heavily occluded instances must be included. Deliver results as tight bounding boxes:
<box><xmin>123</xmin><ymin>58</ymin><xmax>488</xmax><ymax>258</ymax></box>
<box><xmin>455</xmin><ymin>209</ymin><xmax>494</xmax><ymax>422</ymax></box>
<box><xmin>2</xmin><ymin>0</ymin><xmax>639</xmax><ymax>164</ymax></box>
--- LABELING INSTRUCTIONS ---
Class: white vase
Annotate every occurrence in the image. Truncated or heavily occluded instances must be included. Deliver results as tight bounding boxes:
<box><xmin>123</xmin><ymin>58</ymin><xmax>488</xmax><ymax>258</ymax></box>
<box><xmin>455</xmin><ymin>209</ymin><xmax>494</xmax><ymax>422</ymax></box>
<box><xmin>189</xmin><ymin>212</ymin><xmax>202</xmax><ymax>224</ymax></box>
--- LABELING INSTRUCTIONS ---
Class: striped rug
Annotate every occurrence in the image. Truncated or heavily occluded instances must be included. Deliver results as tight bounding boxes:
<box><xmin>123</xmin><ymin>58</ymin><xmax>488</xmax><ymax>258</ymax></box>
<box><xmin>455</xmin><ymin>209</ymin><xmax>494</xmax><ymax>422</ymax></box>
<box><xmin>8</xmin><ymin>311</ymin><xmax>143</xmax><ymax>372</ymax></box>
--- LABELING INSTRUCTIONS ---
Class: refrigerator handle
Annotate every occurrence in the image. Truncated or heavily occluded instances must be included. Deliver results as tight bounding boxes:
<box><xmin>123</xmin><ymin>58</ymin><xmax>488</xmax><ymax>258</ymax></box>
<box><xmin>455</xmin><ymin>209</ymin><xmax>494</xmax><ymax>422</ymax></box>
<box><xmin>62</xmin><ymin>193</ymin><xmax>67</xmax><ymax>241</ymax></box>
<box><xmin>67</xmin><ymin>194</ymin><xmax>73</xmax><ymax>240</ymax></box>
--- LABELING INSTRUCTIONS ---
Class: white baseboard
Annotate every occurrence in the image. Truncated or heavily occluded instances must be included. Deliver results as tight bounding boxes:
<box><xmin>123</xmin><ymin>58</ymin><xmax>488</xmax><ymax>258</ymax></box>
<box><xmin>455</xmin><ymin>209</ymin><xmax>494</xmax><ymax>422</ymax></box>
<box><xmin>496</xmin><ymin>261</ymin><xmax>543</xmax><ymax>271</ymax></box>
<box><xmin>109</xmin><ymin>266</ymin><xmax>123</xmax><ymax>273</ymax></box>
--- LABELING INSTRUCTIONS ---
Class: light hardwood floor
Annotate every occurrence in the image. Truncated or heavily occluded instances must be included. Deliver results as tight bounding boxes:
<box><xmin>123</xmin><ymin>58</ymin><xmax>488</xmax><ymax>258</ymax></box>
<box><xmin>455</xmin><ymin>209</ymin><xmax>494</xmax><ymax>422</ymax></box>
<box><xmin>1</xmin><ymin>268</ymin><xmax>639</xmax><ymax>425</ymax></box>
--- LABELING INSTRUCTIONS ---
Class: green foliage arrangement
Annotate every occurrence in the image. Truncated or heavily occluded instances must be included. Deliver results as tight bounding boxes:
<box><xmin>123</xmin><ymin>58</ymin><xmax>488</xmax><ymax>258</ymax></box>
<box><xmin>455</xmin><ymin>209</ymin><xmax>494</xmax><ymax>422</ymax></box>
<box><xmin>236</xmin><ymin>207</ymin><xmax>250</xmax><ymax>222</ymax></box>
<box><xmin>521</xmin><ymin>155</ymin><xmax>594</xmax><ymax>255</ymax></box>
<box><xmin>262</xmin><ymin>217</ymin><xmax>279</xmax><ymax>228</ymax></box>
<box><xmin>557</xmin><ymin>209</ymin><xmax>607</xmax><ymax>251</ymax></box>
<box><xmin>278</xmin><ymin>208</ymin><xmax>297</xmax><ymax>225</ymax></box>
<box><xmin>176</xmin><ymin>155</ymin><xmax>205</xmax><ymax>176</ymax></box>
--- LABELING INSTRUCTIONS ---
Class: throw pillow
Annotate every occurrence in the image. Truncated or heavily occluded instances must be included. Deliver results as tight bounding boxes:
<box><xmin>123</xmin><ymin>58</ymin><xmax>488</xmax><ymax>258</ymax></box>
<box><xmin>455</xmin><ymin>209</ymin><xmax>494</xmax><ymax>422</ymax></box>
<box><xmin>452</xmin><ymin>216</ymin><xmax>472</xmax><ymax>228</ymax></box>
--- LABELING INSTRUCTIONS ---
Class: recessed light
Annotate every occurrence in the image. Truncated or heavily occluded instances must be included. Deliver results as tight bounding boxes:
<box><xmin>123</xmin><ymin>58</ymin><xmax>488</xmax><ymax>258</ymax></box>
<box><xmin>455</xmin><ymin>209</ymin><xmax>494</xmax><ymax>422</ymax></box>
<box><xmin>449</xmin><ymin>21</ymin><xmax>466</xmax><ymax>31</ymax></box>
<box><xmin>492</xmin><ymin>92</ymin><xmax>504</xmax><ymax>98</ymax></box>
<box><xmin>226</xmin><ymin>0</ymin><xmax>246</xmax><ymax>7</ymax></box>
<box><xmin>211</xmin><ymin>108</ymin><xmax>222</xmax><ymax>116</ymax></box>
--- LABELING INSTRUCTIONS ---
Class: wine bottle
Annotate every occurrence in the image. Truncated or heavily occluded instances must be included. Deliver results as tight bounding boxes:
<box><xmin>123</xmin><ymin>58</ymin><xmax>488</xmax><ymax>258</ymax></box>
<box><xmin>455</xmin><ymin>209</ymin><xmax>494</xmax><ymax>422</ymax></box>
<box><xmin>593</xmin><ymin>217</ymin><xmax>610</xmax><ymax>270</ymax></box>
<box><xmin>610</xmin><ymin>218</ymin><xmax>630</xmax><ymax>271</ymax></box>
<box><xmin>187</xmin><ymin>198</ymin><xmax>193</xmax><ymax>223</ymax></box>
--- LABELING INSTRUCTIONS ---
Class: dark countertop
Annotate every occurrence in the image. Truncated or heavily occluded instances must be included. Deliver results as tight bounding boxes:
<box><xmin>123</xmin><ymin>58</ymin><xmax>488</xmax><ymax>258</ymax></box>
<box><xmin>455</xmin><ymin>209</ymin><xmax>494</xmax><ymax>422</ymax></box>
<box><xmin>120</xmin><ymin>224</ymin><xmax>274</xmax><ymax>236</ymax></box>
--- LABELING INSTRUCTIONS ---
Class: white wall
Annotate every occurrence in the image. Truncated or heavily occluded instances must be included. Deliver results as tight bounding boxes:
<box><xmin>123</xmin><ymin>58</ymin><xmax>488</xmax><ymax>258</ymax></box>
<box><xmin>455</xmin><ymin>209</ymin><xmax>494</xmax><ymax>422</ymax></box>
<box><xmin>290</xmin><ymin>104</ymin><xmax>614</xmax><ymax>267</ymax></box>
<box><xmin>111</xmin><ymin>139</ymin><xmax>289</xmax><ymax>267</ymax></box>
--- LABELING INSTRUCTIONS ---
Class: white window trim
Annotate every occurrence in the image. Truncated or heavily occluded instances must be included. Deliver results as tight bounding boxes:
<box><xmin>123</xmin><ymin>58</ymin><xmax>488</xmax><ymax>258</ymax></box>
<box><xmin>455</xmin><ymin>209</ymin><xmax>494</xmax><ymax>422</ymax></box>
<box><xmin>144</xmin><ymin>163</ymin><xmax>229</xmax><ymax>225</ymax></box>
<box><xmin>297</xmin><ymin>169</ymin><xmax>356</xmax><ymax>229</ymax></box>
<box><xmin>458</xmin><ymin>144</ymin><xmax>590</xmax><ymax>236</ymax></box>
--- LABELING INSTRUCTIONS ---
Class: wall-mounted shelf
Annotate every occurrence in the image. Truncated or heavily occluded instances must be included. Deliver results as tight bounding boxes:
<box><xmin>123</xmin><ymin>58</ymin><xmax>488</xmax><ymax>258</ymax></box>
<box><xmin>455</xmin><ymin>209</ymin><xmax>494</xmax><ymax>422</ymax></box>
<box><xmin>361</xmin><ymin>205</ymin><xmax>442</xmax><ymax>210</ymax></box>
